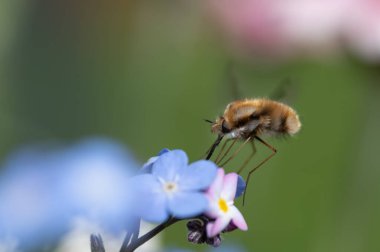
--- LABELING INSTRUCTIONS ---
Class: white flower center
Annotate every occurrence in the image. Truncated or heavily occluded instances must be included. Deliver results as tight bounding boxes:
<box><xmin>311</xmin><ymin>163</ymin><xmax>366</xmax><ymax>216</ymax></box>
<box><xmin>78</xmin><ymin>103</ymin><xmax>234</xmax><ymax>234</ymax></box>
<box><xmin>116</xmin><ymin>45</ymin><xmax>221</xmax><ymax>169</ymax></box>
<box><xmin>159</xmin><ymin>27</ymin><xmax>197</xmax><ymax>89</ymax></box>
<box><xmin>163</xmin><ymin>182</ymin><xmax>178</xmax><ymax>194</ymax></box>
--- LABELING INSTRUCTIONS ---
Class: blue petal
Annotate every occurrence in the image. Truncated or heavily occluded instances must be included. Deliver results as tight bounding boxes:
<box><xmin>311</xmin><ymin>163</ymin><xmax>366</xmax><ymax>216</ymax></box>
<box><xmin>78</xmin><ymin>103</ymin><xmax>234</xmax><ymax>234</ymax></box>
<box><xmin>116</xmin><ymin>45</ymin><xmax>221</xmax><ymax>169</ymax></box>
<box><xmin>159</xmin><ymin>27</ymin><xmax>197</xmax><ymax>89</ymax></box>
<box><xmin>140</xmin><ymin>148</ymin><xmax>171</xmax><ymax>174</ymax></box>
<box><xmin>152</xmin><ymin>150</ymin><xmax>188</xmax><ymax>181</ymax></box>
<box><xmin>168</xmin><ymin>192</ymin><xmax>208</xmax><ymax>218</ymax></box>
<box><xmin>157</xmin><ymin>148</ymin><xmax>170</xmax><ymax>156</ymax></box>
<box><xmin>178</xmin><ymin>160</ymin><xmax>218</xmax><ymax>191</ymax></box>
<box><xmin>140</xmin><ymin>156</ymin><xmax>158</xmax><ymax>174</ymax></box>
<box><xmin>138</xmin><ymin>192</ymin><xmax>169</xmax><ymax>223</ymax></box>
<box><xmin>130</xmin><ymin>174</ymin><xmax>169</xmax><ymax>223</ymax></box>
<box><xmin>235</xmin><ymin>175</ymin><xmax>246</xmax><ymax>198</ymax></box>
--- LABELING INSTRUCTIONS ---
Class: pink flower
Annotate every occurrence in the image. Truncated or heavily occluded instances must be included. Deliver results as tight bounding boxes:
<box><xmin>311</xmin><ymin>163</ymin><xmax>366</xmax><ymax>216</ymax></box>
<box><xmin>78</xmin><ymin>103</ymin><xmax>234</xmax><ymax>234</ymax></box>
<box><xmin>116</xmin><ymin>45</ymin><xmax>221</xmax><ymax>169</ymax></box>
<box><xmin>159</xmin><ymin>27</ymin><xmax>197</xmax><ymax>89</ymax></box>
<box><xmin>205</xmin><ymin>168</ymin><xmax>248</xmax><ymax>238</ymax></box>
<box><xmin>206</xmin><ymin>0</ymin><xmax>380</xmax><ymax>63</ymax></box>
<box><xmin>343</xmin><ymin>0</ymin><xmax>380</xmax><ymax>62</ymax></box>
<box><xmin>206</xmin><ymin>0</ymin><xmax>347</xmax><ymax>59</ymax></box>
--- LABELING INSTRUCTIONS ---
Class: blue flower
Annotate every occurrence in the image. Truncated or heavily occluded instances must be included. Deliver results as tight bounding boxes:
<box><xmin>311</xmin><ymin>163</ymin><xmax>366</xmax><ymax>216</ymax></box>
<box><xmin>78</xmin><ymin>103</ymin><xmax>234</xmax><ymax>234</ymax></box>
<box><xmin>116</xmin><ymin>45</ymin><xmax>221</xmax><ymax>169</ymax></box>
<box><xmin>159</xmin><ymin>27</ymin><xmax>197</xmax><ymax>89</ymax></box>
<box><xmin>131</xmin><ymin>150</ymin><xmax>218</xmax><ymax>223</ymax></box>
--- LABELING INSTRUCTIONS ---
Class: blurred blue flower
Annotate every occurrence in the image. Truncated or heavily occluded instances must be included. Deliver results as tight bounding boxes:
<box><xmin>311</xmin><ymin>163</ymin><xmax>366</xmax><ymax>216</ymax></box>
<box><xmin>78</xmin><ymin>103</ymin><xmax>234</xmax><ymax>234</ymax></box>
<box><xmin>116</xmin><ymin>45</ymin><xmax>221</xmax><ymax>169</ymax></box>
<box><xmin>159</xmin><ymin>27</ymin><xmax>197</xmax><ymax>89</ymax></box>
<box><xmin>207</xmin><ymin>243</ymin><xmax>246</xmax><ymax>252</ymax></box>
<box><xmin>131</xmin><ymin>150</ymin><xmax>218</xmax><ymax>223</ymax></box>
<box><xmin>0</xmin><ymin>138</ymin><xmax>139</xmax><ymax>249</ymax></box>
<box><xmin>58</xmin><ymin>138</ymin><xmax>140</xmax><ymax>232</ymax></box>
<box><xmin>0</xmin><ymin>148</ymin><xmax>69</xmax><ymax>249</ymax></box>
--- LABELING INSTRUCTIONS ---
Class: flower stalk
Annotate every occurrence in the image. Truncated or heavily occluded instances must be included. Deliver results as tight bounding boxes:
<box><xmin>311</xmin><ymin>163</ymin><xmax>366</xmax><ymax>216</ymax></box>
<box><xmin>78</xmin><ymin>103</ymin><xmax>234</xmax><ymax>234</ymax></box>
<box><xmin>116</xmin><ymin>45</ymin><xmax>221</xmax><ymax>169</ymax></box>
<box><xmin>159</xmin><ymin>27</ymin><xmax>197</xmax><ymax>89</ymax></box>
<box><xmin>121</xmin><ymin>217</ymin><xmax>179</xmax><ymax>252</ymax></box>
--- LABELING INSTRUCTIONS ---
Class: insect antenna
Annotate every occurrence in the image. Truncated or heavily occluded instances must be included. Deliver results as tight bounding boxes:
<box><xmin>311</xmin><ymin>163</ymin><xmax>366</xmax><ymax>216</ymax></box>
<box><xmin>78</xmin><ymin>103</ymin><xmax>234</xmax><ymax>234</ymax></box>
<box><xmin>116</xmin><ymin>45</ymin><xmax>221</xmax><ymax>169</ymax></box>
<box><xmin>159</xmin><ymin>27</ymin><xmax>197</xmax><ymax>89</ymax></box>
<box><xmin>242</xmin><ymin>136</ymin><xmax>277</xmax><ymax>206</ymax></box>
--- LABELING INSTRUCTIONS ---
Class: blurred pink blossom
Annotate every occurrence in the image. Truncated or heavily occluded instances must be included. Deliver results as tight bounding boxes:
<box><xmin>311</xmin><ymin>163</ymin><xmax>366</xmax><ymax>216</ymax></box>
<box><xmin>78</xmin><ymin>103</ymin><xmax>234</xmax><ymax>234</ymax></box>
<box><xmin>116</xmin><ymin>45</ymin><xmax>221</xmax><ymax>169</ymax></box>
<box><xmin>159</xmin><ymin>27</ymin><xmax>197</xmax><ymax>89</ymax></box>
<box><xmin>206</xmin><ymin>0</ymin><xmax>380</xmax><ymax>62</ymax></box>
<box><xmin>343</xmin><ymin>0</ymin><xmax>380</xmax><ymax>62</ymax></box>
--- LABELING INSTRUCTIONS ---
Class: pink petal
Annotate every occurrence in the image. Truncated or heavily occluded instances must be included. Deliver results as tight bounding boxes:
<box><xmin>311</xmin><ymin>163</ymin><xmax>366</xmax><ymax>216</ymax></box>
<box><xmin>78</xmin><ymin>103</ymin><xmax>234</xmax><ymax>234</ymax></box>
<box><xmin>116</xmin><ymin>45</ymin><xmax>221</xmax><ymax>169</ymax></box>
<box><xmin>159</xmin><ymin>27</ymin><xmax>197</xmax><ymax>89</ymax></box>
<box><xmin>206</xmin><ymin>168</ymin><xmax>225</xmax><ymax>199</ymax></box>
<box><xmin>206</xmin><ymin>216</ymin><xmax>230</xmax><ymax>238</ymax></box>
<box><xmin>205</xmin><ymin>210</ymin><xmax>219</xmax><ymax>219</ymax></box>
<box><xmin>205</xmin><ymin>201</ymin><xmax>220</xmax><ymax>219</ymax></box>
<box><xmin>221</xmin><ymin>172</ymin><xmax>238</xmax><ymax>201</ymax></box>
<box><xmin>206</xmin><ymin>223</ymin><xmax>214</xmax><ymax>238</ymax></box>
<box><xmin>231</xmin><ymin>206</ymin><xmax>248</xmax><ymax>231</ymax></box>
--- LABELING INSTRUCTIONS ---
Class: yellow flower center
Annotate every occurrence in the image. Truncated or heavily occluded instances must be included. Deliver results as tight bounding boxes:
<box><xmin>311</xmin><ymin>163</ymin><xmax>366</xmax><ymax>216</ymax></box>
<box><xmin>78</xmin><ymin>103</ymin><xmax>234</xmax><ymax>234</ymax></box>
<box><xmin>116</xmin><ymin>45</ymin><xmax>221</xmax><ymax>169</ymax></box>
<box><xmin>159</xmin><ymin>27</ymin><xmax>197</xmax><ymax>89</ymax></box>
<box><xmin>218</xmin><ymin>198</ymin><xmax>228</xmax><ymax>213</ymax></box>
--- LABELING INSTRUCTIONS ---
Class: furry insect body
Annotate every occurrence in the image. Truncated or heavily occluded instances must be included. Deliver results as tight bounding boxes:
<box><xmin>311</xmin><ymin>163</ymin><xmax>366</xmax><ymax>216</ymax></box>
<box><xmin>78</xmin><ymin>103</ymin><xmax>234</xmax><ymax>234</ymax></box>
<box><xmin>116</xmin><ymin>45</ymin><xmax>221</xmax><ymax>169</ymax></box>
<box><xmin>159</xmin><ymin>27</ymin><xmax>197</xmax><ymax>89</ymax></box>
<box><xmin>212</xmin><ymin>98</ymin><xmax>301</xmax><ymax>139</ymax></box>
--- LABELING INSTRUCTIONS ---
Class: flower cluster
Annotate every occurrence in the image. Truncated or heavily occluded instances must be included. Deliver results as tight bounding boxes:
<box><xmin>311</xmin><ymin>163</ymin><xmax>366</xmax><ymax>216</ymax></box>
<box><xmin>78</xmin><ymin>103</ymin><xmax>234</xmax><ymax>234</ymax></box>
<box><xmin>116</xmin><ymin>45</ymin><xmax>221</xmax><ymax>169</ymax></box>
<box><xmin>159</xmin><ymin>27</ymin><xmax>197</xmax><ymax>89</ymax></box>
<box><xmin>0</xmin><ymin>142</ymin><xmax>248</xmax><ymax>250</ymax></box>
<box><xmin>130</xmin><ymin>149</ymin><xmax>248</xmax><ymax>248</ymax></box>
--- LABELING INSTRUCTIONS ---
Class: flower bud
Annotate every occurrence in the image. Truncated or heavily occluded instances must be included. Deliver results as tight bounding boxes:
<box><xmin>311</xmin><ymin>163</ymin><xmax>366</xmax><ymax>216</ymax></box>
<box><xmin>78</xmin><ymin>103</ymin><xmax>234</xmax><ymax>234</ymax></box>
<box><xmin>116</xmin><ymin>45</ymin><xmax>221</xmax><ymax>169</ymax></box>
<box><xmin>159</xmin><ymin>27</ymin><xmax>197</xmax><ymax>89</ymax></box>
<box><xmin>186</xmin><ymin>220</ymin><xmax>203</xmax><ymax>231</ymax></box>
<box><xmin>188</xmin><ymin>230</ymin><xmax>205</xmax><ymax>244</ymax></box>
<box><xmin>206</xmin><ymin>234</ymin><xmax>222</xmax><ymax>247</ymax></box>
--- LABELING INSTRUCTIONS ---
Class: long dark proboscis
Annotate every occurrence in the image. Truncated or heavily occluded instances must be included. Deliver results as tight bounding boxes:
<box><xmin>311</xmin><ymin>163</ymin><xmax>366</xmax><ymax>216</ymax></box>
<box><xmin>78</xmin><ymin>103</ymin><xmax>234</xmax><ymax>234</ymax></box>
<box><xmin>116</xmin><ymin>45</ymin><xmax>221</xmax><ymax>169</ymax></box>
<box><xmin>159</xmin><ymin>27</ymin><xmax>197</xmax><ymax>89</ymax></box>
<box><xmin>205</xmin><ymin>135</ymin><xmax>223</xmax><ymax>160</ymax></box>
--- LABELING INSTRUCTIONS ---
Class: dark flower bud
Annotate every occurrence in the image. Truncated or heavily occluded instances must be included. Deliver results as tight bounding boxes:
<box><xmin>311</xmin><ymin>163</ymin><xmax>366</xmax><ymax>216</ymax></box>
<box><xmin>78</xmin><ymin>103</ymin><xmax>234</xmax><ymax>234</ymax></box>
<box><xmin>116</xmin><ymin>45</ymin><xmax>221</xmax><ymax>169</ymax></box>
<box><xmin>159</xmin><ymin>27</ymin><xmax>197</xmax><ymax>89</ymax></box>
<box><xmin>222</xmin><ymin>221</ymin><xmax>238</xmax><ymax>233</ymax></box>
<box><xmin>187</xmin><ymin>220</ymin><xmax>203</xmax><ymax>231</ymax></box>
<box><xmin>206</xmin><ymin>234</ymin><xmax>222</xmax><ymax>247</ymax></box>
<box><xmin>186</xmin><ymin>218</ymin><xmax>223</xmax><ymax>247</ymax></box>
<box><xmin>188</xmin><ymin>230</ymin><xmax>205</xmax><ymax>244</ymax></box>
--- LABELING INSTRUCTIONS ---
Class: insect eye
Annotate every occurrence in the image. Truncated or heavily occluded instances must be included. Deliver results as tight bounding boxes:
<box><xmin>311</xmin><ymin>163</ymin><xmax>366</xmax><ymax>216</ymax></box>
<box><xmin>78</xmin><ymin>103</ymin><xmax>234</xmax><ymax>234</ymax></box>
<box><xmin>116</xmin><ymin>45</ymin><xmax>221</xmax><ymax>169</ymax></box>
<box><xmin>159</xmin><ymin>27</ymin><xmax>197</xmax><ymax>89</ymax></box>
<box><xmin>221</xmin><ymin>121</ymin><xmax>230</xmax><ymax>133</ymax></box>
<box><xmin>250</xmin><ymin>114</ymin><xmax>259</xmax><ymax>120</ymax></box>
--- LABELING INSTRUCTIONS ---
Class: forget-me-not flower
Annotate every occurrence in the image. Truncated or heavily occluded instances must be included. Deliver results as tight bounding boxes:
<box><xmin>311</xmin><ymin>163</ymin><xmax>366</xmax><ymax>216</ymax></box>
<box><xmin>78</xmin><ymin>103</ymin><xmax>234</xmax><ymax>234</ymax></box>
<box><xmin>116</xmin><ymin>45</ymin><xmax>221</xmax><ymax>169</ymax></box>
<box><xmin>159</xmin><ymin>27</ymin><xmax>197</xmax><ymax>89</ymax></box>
<box><xmin>131</xmin><ymin>150</ymin><xmax>218</xmax><ymax>223</ymax></box>
<box><xmin>205</xmin><ymin>169</ymin><xmax>248</xmax><ymax>238</ymax></box>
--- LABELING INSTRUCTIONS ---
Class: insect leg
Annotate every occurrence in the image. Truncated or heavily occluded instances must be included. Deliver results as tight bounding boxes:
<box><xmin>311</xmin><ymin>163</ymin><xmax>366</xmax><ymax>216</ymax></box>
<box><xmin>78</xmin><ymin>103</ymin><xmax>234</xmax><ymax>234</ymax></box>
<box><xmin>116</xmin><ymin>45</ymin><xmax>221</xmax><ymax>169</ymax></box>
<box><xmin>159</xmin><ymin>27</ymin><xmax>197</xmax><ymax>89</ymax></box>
<box><xmin>243</xmin><ymin>136</ymin><xmax>277</xmax><ymax>205</ymax></box>
<box><xmin>219</xmin><ymin>136</ymin><xmax>252</xmax><ymax>167</ymax></box>
<box><xmin>215</xmin><ymin>138</ymin><xmax>237</xmax><ymax>165</ymax></box>
<box><xmin>214</xmin><ymin>139</ymin><xmax>231</xmax><ymax>163</ymax></box>
<box><xmin>237</xmin><ymin>140</ymin><xmax>256</xmax><ymax>174</ymax></box>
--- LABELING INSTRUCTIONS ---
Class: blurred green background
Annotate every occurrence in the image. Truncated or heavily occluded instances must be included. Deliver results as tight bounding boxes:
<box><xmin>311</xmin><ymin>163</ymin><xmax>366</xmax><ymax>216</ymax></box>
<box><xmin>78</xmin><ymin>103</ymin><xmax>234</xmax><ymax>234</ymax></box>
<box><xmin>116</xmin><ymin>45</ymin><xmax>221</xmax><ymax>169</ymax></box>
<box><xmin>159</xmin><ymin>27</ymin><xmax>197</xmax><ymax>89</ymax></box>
<box><xmin>1</xmin><ymin>1</ymin><xmax>380</xmax><ymax>251</ymax></box>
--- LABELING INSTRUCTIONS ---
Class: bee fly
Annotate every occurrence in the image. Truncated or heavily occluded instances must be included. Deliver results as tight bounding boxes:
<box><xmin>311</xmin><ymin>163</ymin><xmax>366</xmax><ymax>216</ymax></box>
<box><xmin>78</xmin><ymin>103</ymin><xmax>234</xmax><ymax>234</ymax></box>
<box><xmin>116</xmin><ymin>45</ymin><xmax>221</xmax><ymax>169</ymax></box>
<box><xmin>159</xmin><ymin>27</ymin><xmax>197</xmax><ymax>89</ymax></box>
<box><xmin>205</xmin><ymin>98</ymin><xmax>301</xmax><ymax>203</ymax></box>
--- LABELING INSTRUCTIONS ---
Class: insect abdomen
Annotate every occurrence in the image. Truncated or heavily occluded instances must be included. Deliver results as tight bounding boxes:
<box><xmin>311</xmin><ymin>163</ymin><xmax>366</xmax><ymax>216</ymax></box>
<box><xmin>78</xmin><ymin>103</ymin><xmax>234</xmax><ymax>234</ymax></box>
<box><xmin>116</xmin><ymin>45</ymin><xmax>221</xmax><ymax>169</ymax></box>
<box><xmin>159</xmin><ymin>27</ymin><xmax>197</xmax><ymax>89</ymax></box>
<box><xmin>266</xmin><ymin>108</ymin><xmax>301</xmax><ymax>136</ymax></box>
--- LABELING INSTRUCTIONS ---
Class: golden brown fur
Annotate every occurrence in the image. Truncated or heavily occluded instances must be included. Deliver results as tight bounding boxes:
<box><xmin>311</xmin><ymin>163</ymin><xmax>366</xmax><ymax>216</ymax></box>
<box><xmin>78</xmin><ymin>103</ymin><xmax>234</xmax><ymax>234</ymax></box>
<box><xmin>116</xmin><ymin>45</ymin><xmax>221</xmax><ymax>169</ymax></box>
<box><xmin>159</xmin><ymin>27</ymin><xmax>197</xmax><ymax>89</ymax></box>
<box><xmin>212</xmin><ymin>98</ymin><xmax>301</xmax><ymax>139</ymax></box>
